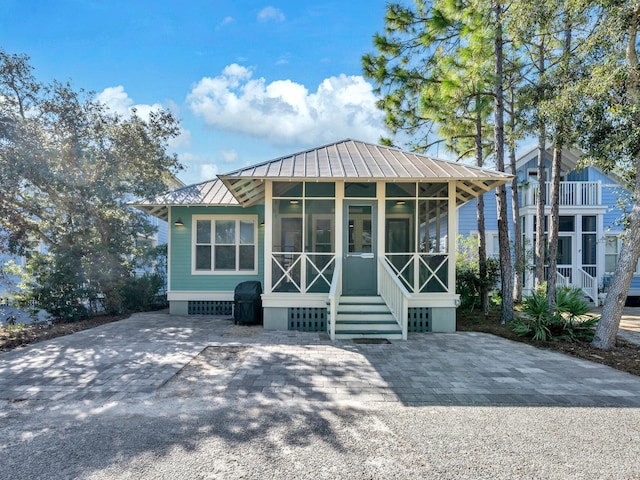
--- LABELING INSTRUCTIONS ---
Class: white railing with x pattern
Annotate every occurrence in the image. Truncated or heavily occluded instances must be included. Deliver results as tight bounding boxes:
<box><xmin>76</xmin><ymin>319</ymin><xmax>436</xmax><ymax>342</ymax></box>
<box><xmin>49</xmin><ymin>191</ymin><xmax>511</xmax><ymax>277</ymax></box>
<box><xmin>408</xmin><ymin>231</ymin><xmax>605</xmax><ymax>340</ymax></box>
<box><xmin>271</xmin><ymin>252</ymin><xmax>336</xmax><ymax>293</ymax></box>
<box><xmin>384</xmin><ymin>253</ymin><xmax>449</xmax><ymax>293</ymax></box>
<box><xmin>379</xmin><ymin>257</ymin><xmax>410</xmax><ymax>340</ymax></box>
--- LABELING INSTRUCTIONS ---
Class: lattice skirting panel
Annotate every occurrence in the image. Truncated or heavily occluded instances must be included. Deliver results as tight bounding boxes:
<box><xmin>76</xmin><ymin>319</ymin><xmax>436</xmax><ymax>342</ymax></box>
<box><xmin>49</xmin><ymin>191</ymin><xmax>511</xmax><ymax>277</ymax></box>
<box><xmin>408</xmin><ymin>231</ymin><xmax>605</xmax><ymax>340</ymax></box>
<box><xmin>288</xmin><ymin>307</ymin><xmax>327</xmax><ymax>332</ymax></box>
<box><xmin>188</xmin><ymin>301</ymin><xmax>234</xmax><ymax>316</ymax></box>
<box><xmin>407</xmin><ymin>307</ymin><xmax>431</xmax><ymax>332</ymax></box>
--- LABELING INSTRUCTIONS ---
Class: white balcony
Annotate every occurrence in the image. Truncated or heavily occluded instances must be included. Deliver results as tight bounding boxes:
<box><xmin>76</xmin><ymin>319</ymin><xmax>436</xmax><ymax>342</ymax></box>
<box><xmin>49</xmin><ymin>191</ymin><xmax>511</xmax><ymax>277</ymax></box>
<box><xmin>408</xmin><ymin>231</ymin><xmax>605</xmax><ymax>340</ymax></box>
<box><xmin>521</xmin><ymin>181</ymin><xmax>601</xmax><ymax>207</ymax></box>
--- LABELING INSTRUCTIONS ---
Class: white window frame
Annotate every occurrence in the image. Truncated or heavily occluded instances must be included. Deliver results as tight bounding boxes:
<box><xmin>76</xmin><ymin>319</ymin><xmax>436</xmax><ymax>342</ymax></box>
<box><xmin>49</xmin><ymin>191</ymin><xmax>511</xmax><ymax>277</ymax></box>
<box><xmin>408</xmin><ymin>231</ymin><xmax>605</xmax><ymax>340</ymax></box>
<box><xmin>603</xmin><ymin>233</ymin><xmax>640</xmax><ymax>275</ymax></box>
<box><xmin>192</xmin><ymin>215</ymin><xmax>258</xmax><ymax>275</ymax></box>
<box><xmin>470</xmin><ymin>230</ymin><xmax>500</xmax><ymax>258</ymax></box>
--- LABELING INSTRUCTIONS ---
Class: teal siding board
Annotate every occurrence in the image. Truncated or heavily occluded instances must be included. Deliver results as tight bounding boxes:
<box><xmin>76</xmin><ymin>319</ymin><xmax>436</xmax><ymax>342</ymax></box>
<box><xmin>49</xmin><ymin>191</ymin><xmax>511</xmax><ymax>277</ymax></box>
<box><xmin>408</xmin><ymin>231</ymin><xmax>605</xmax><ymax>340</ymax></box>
<box><xmin>169</xmin><ymin>205</ymin><xmax>264</xmax><ymax>292</ymax></box>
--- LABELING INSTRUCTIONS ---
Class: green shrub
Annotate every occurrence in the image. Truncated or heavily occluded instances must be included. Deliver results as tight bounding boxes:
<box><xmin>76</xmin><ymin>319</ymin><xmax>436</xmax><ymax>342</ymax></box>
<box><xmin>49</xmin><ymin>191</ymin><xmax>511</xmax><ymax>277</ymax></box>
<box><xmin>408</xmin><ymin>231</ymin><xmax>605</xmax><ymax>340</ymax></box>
<box><xmin>456</xmin><ymin>236</ymin><xmax>500</xmax><ymax>311</ymax></box>
<box><xmin>121</xmin><ymin>273</ymin><xmax>167</xmax><ymax>313</ymax></box>
<box><xmin>512</xmin><ymin>284</ymin><xmax>598</xmax><ymax>342</ymax></box>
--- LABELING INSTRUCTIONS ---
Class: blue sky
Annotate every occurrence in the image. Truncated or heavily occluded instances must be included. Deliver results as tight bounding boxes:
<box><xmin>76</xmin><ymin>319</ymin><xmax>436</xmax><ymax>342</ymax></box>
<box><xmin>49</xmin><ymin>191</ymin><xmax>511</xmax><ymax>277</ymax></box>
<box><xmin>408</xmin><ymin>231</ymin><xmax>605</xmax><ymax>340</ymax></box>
<box><xmin>1</xmin><ymin>1</ymin><xmax>395</xmax><ymax>185</ymax></box>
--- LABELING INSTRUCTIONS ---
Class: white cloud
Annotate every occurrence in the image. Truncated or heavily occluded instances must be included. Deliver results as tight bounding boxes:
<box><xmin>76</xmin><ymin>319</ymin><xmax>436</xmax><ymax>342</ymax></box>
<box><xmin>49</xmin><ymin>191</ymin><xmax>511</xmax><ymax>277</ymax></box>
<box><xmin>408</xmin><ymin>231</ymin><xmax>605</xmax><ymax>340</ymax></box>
<box><xmin>217</xmin><ymin>16</ymin><xmax>234</xmax><ymax>29</ymax></box>
<box><xmin>96</xmin><ymin>86</ymin><xmax>163</xmax><ymax>119</ymax></box>
<box><xmin>97</xmin><ymin>86</ymin><xmax>191</xmax><ymax>148</ymax></box>
<box><xmin>200</xmin><ymin>163</ymin><xmax>218</xmax><ymax>180</ymax></box>
<box><xmin>257</xmin><ymin>6</ymin><xmax>285</xmax><ymax>23</ymax></box>
<box><xmin>168</xmin><ymin>129</ymin><xmax>191</xmax><ymax>149</ymax></box>
<box><xmin>187</xmin><ymin>64</ymin><xmax>386</xmax><ymax>146</ymax></box>
<box><xmin>96</xmin><ymin>86</ymin><xmax>134</xmax><ymax>117</ymax></box>
<box><xmin>218</xmin><ymin>149</ymin><xmax>239</xmax><ymax>164</ymax></box>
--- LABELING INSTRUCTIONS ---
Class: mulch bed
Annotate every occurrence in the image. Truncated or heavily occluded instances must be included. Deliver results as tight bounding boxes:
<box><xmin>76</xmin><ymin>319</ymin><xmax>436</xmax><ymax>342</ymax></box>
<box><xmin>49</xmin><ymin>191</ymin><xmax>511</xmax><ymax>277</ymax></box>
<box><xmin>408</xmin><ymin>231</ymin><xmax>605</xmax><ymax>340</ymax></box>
<box><xmin>0</xmin><ymin>314</ymin><xmax>125</xmax><ymax>353</ymax></box>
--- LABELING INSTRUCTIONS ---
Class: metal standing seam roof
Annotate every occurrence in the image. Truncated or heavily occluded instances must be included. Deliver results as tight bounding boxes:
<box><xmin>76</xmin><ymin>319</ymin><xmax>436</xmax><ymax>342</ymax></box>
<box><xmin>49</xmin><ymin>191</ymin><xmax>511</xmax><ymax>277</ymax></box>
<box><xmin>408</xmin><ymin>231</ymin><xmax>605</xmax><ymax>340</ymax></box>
<box><xmin>218</xmin><ymin>139</ymin><xmax>513</xmax><ymax>207</ymax></box>
<box><xmin>131</xmin><ymin>178</ymin><xmax>239</xmax><ymax>221</ymax></box>
<box><xmin>133</xmin><ymin>139</ymin><xmax>513</xmax><ymax>218</ymax></box>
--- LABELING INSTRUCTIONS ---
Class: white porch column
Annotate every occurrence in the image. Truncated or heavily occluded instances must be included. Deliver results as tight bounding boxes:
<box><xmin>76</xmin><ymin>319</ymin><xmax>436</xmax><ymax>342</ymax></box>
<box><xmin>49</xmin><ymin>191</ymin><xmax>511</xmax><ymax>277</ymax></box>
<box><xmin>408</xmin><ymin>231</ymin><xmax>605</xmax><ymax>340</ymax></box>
<box><xmin>335</xmin><ymin>180</ymin><xmax>344</xmax><ymax>281</ymax></box>
<box><xmin>376</xmin><ymin>180</ymin><xmax>385</xmax><ymax>292</ymax></box>
<box><xmin>596</xmin><ymin>213</ymin><xmax>605</xmax><ymax>289</ymax></box>
<box><xmin>264</xmin><ymin>180</ymin><xmax>273</xmax><ymax>294</ymax></box>
<box><xmin>448</xmin><ymin>181</ymin><xmax>457</xmax><ymax>294</ymax></box>
<box><xmin>576</xmin><ymin>215</ymin><xmax>583</xmax><ymax>285</ymax></box>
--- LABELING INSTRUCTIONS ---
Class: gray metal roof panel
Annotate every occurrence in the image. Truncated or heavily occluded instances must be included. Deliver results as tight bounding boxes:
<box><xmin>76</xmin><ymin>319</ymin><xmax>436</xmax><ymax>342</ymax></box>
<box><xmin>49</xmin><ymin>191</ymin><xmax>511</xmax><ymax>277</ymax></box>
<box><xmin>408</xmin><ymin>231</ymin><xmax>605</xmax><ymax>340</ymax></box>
<box><xmin>218</xmin><ymin>139</ymin><xmax>511</xmax><ymax>181</ymax></box>
<box><xmin>134</xmin><ymin>178</ymin><xmax>239</xmax><ymax>207</ymax></box>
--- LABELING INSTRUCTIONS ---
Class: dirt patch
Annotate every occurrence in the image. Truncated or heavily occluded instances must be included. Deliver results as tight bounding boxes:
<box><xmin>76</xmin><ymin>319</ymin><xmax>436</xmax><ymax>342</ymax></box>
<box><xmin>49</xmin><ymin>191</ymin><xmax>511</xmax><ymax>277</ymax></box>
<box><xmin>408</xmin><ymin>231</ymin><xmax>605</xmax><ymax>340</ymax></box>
<box><xmin>457</xmin><ymin>310</ymin><xmax>640</xmax><ymax>377</ymax></box>
<box><xmin>221</xmin><ymin>323</ymin><xmax>263</xmax><ymax>338</ymax></box>
<box><xmin>0</xmin><ymin>314</ymin><xmax>126</xmax><ymax>353</ymax></box>
<box><xmin>158</xmin><ymin>346</ymin><xmax>249</xmax><ymax>398</ymax></box>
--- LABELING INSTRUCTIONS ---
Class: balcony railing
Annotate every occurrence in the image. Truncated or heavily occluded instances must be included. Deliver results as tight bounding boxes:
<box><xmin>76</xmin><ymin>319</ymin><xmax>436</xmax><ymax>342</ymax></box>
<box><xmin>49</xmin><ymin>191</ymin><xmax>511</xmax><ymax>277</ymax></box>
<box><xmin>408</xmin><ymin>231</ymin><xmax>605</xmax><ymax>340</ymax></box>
<box><xmin>521</xmin><ymin>181</ymin><xmax>601</xmax><ymax>207</ymax></box>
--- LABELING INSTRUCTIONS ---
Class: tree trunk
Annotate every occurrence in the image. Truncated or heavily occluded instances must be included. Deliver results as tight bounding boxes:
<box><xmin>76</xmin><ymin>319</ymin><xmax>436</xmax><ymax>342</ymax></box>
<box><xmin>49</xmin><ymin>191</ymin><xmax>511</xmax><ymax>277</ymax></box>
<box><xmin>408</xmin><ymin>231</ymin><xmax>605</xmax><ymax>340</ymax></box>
<box><xmin>475</xmin><ymin>94</ymin><xmax>489</xmax><ymax>317</ymax></box>
<box><xmin>546</xmin><ymin>146</ymin><xmax>562</xmax><ymax>313</ymax></box>
<box><xmin>535</xmin><ymin>43</ymin><xmax>547</xmax><ymax>288</ymax></box>
<box><xmin>494</xmin><ymin>1</ymin><xmax>513</xmax><ymax>324</ymax></box>
<box><xmin>508</xmin><ymin>90</ymin><xmax>523</xmax><ymax>304</ymax></box>
<box><xmin>593</xmin><ymin>8</ymin><xmax>640</xmax><ymax>350</ymax></box>
<box><xmin>547</xmin><ymin>16</ymin><xmax>572</xmax><ymax>314</ymax></box>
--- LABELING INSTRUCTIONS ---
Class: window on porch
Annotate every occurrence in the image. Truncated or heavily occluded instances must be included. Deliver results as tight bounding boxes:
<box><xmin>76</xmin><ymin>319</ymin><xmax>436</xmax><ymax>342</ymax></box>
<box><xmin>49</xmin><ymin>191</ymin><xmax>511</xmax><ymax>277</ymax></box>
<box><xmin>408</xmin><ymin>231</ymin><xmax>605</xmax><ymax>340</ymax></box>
<box><xmin>384</xmin><ymin>182</ymin><xmax>449</xmax><ymax>293</ymax></box>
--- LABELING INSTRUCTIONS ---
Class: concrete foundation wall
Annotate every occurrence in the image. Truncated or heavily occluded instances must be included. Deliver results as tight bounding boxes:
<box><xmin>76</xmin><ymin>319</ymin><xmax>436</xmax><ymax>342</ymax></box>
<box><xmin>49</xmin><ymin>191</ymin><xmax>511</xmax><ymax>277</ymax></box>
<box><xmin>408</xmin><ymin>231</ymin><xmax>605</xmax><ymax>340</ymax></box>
<box><xmin>263</xmin><ymin>307</ymin><xmax>288</xmax><ymax>330</ymax></box>
<box><xmin>431</xmin><ymin>307</ymin><xmax>456</xmax><ymax>333</ymax></box>
<box><xmin>169</xmin><ymin>301</ymin><xmax>188</xmax><ymax>316</ymax></box>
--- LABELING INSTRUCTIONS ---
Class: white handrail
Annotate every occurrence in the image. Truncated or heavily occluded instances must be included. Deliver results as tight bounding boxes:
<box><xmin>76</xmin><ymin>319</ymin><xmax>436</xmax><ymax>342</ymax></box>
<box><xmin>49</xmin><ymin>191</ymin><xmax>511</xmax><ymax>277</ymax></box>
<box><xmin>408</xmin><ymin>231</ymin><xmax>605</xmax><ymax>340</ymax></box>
<box><xmin>328</xmin><ymin>257</ymin><xmax>342</xmax><ymax>341</ymax></box>
<box><xmin>378</xmin><ymin>257</ymin><xmax>411</xmax><ymax>340</ymax></box>
<box><xmin>578</xmin><ymin>267</ymin><xmax>599</xmax><ymax>306</ymax></box>
<box><xmin>556</xmin><ymin>270</ymin><xmax>568</xmax><ymax>286</ymax></box>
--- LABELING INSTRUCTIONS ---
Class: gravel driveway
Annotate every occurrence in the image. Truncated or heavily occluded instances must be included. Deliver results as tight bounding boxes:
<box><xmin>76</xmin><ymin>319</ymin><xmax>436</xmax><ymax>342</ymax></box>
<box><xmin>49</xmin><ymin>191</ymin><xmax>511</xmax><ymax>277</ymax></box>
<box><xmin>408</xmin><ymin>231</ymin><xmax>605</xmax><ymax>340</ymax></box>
<box><xmin>0</xmin><ymin>311</ymin><xmax>639</xmax><ymax>479</ymax></box>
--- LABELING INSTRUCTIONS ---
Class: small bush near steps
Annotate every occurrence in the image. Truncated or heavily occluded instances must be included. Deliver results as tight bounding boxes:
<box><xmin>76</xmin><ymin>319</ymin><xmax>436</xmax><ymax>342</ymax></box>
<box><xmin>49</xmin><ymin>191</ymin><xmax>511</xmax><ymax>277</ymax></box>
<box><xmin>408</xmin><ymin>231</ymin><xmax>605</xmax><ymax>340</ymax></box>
<box><xmin>511</xmin><ymin>285</ymin><xmax>598</xmax><ymax>342</ymax></box>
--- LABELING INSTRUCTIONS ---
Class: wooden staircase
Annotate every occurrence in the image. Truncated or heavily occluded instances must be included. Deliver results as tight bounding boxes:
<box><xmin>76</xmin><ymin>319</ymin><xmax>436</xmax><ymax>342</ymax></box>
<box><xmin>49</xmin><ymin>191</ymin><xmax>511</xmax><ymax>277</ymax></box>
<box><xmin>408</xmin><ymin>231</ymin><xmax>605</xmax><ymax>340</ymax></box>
<box><xmin>334</xmin><ymin>296</ymin><xmax>402</xmax><ymax>340</ymax></box>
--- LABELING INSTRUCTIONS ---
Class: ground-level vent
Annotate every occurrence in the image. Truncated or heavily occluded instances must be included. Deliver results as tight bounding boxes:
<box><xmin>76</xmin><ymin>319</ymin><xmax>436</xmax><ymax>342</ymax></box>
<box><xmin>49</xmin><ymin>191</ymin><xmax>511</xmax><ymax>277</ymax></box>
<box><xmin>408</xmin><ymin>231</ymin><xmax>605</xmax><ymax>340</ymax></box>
<box><xmin>188</xmin><ymin>301</ymin><xmax>234</xmax><ymax>316</ymax></box>
<box><xmin>288</xmin><ymin>307</ymin><xmax>327</xmax><ymax>332</ymax></box>
<box><xmin>407</xmin><ymin>307</ymin><xmax>431</xmax><ymax>332</ymax></box>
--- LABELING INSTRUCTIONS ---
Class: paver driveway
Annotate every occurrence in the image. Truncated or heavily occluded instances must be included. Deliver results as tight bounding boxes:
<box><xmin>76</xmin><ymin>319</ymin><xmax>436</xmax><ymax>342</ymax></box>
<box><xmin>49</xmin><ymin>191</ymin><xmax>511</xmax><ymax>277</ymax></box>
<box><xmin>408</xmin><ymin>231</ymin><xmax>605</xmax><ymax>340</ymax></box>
<box><xmin>1</xmin><ymin>311</ymin><xmax>639</xmax><ymax>407</ymax></box>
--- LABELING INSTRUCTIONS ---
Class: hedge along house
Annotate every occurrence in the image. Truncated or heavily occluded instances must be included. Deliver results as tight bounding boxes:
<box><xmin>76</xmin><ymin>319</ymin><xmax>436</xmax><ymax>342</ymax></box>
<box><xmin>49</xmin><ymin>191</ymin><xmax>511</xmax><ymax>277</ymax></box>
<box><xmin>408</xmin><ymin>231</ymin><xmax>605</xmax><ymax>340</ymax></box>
<box><xmin>134</xmin><ymin>140</ymin><xmax>511</xmax><ymax>340</ymax></box>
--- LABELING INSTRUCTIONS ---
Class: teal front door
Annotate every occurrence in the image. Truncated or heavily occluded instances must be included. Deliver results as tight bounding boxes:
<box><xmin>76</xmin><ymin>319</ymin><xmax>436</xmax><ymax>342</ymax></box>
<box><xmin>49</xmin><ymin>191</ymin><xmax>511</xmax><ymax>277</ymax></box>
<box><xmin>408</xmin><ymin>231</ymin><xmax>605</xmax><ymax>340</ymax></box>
<box><xmin>343</xmin><ymin>201</ymin><xmax>377</xmax><ymax>295</ymax></box>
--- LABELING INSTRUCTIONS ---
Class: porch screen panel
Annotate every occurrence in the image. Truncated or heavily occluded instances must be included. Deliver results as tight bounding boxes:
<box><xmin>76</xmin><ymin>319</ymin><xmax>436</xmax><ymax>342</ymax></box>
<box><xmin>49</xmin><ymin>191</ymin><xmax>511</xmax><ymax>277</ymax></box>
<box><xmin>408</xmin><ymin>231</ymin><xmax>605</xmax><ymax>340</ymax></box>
<box><xmin>418</xmin><ymin>194</ymin><xmax>449</xmax><ymax>293</ymax></box>
<box><xmin>272</xmin><ymin>199</ymin><xmax>302</xmax><ymax>292</ymax></box>
<box><xmin>305</xmin><ymin>199</ymin><xmax>335</xmax><ymax>293</ymax></box>
<box><xmin>385</xmin><ymin>198</ymin><xmax>415</xmax><ymax>290</ymax></box>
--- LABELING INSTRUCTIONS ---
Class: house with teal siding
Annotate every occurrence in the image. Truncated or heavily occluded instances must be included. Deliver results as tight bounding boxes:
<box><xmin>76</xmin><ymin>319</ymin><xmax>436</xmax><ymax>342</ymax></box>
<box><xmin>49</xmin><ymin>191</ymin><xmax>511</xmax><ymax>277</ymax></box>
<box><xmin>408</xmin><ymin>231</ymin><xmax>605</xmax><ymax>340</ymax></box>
<box><xmin>134</xmin><ymin>139</ymin><xmax>511</xmax><ymax>340</ymax></box>
<box><xmin>457</xmin><ymin>147</ymin><xmax>635</xmax><ymax>306</ymax></box>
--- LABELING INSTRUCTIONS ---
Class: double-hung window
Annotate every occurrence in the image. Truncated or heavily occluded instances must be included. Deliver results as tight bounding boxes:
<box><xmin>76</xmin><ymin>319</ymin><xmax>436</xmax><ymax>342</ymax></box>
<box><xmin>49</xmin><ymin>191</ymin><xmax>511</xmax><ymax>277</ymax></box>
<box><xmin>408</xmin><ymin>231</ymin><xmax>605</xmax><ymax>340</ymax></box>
<box><xmin>194</xmin><ymin>216</ymin><xmax>257</xmax><ymax>274</ymax></box>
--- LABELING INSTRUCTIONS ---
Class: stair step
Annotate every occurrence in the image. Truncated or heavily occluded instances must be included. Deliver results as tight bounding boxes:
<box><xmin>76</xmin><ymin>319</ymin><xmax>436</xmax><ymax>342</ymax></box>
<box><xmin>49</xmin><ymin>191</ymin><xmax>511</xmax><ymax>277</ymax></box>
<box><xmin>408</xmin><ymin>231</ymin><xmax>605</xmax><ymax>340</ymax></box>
<box><xmin>339</xmin><ymin>296</ymin><xmax>385</xmax><ymax>304</ymax></box>
<box><xmin>335</xmin><ymin>331</ymin><xmax>402</xmax><ymax>340</ymax></box>
<box><xmin>336</xmin><ymin>319</ymin><xmax>397</xmax><ymax>325</ymax></box>
<box><xmin>336</xmin><ymin>322</ymin><xmax>396</xmax><ymax>330</ymax></box>
<box><xmin>336</xmin><ymin>313</ymin><xmax>394</xmax><ymax>322</ymax></box>
<box><xmin>335</xmin><ymin>323</ymin><xmax>399</xmax><ymax>333</ymax></box>
<box><xmin>338</xmin><ymin>304</ymin><xmax>390</xmax><ymax>313</ymax></box>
